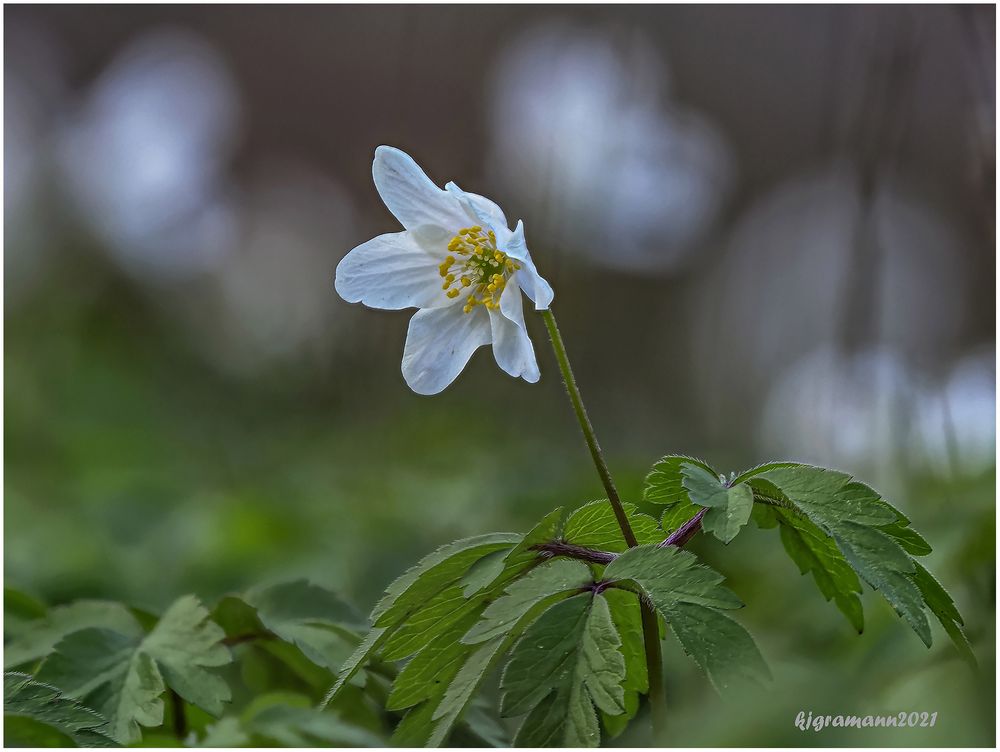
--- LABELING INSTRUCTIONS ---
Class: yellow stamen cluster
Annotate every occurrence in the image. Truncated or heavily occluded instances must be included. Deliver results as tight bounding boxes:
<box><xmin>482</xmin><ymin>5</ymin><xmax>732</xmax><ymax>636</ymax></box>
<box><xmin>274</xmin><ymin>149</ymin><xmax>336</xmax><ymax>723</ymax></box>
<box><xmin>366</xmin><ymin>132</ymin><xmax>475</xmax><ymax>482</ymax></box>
<box><xmin>439</xmin><ymin>226</ymin><xmax>521</xmax><ymax>313</ymax></box>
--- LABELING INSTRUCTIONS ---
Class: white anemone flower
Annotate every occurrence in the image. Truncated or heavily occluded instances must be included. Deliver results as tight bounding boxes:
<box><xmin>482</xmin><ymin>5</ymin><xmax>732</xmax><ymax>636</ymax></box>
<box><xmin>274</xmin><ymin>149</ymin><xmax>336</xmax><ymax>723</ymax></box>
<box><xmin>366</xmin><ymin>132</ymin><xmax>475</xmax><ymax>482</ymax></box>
<box><xmin>335</xmin><ymin>146</ymin><xmax>554</xmax><ymax>395</ymax></box>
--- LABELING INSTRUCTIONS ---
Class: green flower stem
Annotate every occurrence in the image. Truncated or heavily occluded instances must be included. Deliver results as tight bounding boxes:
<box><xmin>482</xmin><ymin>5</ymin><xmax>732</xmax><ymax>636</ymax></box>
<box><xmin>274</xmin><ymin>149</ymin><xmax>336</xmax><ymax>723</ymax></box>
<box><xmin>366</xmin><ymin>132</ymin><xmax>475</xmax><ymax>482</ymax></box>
<box><xmin>540</xmin><ymin>308</ymin><xmax>667</xmax><ymax>740</ymax></box>
<box><xmin>639</xmin><ymin>605</ymin><xmax>666</xmax><ymax>737</ymax></box>
<box><xmin>169</xmin><ymin>689</ymin><xmax>187</xmax><ymax>740</ymax></box>
<box><xmin>540</xmin><ymin>310</ymin><xmax>637</xmax><ymax>545</ymax></box>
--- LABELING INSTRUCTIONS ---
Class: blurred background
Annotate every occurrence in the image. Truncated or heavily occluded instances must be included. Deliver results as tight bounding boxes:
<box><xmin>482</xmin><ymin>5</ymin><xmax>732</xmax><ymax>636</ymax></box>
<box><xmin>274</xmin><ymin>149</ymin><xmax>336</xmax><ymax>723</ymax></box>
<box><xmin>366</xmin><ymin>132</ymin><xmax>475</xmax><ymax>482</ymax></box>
<box><xmin>3</xmin><ymin>4</ymin><xmax>995</xmax><ymax>746</ymax></box>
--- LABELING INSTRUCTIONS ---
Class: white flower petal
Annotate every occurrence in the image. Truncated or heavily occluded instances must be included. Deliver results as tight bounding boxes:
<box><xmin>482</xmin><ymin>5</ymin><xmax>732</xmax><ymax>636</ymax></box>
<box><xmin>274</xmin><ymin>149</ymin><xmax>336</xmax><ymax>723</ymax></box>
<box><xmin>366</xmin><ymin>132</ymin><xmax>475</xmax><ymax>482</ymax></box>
<box><xmin>489</xmin><ymin>281</ymin><xmax>540</xmax><ymax>383</ymax></box>
<box><xmin>504</xmin><ymin>221</ymin><xmax>554</xmax><ymax>310</ymax></box>
<box><xmin>442</xmin><ymin>182</ymin><xmax>551</xmax><ymax>308</ymax></box>
<box><xmin>372</xmin><ymin>146</ymin><xmax>466</xmax><ymax>231</ymax></box>
<box><xmin>401</xmin><ymin>305</ymin><xmax>492</xmax><ymax>394</ymax></box>
<box><xmin>335</xmin><ymin>231</ymin><xmax>449</xmax><ymax>310</ymax></box>
<box><xmin>444</xmin><ymin>181</ymin><xmax>508</xmax><ymax>234</ymax></box>
<box><xmin>340</xmin><ymin>146</ymin><xmax>555</xmax><ymax>395</ymax></box>
<box><xmin>441</xmin><ymin>185</ymin><xmax>551</xmax><ymax>310</ymax></box>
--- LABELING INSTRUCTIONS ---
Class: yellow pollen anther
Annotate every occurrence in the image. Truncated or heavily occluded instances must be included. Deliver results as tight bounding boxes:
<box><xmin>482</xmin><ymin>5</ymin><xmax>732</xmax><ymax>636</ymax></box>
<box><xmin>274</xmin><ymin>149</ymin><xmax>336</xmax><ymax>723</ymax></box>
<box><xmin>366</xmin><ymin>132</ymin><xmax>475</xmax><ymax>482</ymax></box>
<box><xmin>442</xmin><ymin>226</ymin><xmax>518</xmax><ymax>312</ymax></box>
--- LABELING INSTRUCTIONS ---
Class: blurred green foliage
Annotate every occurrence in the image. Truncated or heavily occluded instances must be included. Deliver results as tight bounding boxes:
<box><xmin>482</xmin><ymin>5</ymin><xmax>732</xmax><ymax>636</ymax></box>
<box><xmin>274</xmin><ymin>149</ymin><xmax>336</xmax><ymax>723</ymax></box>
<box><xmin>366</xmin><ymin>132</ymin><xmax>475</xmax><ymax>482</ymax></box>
<box><xmin>4</xmin><ymin>252</ymin><xmax>995</xmax><ymax>746</ymax></box>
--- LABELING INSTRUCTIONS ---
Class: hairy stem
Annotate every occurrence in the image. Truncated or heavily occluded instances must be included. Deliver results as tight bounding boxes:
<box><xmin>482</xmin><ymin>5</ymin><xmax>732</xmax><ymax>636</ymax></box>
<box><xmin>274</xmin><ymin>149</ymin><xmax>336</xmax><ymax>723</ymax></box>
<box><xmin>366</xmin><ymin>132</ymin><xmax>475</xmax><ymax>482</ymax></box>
<box><xmin>540</xmin><ymin>308</ymin><xmax>666</xmax><ymax>739</ymax></box>
<box><xmin>540</xmin><ymin>310</ymin><xmax>637</xmax><ymax>546</ymax></box>
<box><xmin>659</xmin><ymin>508</ymin><xmax>707</xmax><ymax>548</ymax></box>
<box><xmin>535</xmin><ymin>509</ymin><xmax>707</xmax><ymax>567</ymax></box>
<box><xmin>532</xmin><ymin>540</ymin><xmax>617</xmax><ymax>565</ymax></box>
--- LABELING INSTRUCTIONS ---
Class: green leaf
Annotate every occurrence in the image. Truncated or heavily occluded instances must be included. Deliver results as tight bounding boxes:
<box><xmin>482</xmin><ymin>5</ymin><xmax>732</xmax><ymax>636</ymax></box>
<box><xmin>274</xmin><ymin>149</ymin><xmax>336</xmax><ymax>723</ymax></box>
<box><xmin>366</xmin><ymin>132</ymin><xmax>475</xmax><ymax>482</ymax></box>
<box><xmin>399</xmin><ymin>577</ymin><xmax>587</xmax><ymax>747</ymax></box>
<box><xmin>771</xmin><ymin>507</ymin><xmax>864</xmax><ymax>632</ymax></box>
<box><xmin>244</xmin><ymin>704</ymin><xmax>382</xmax><ymax>747</ymax></box>
<box><xmin>137</xmin><ymin>596</ymin><xmax>232</xmax><ymax>715</ymax></box>
<box><xmin>200</xmin><ymin>693</ymin><xmax>383</xmax><ymax>747</ymax></box>
<box><xmin>214</xmin><ymin>583</ymin><xmax>364</xmax><ymax>697</ymax></box>
<box><xmin>387</xmin><ymin>611</ymin><xmax>483</xmax><ymax>710</ymax></box>
<box><xmin>910</xmin><ymin>562</ymin><xmax>976</xmax><ymax>669</ymax></box>
<box><xmin>751</xmin><ymin>466</ymin><xmax>897</xmax><ymax>530</ymax></box>
<box><xmin>385</xmin><ymin>555</ymin><xmax>594</xmax><ymax>746</ymax></box>
<box><xmin>603</xmin><ymin>545</ymin><xmax>743</xmax><ymax>610</ymax></box>
<box><xmin>319</xmin><ymin>627</ymin><xmax>388</xmax><ymax>709</ymax></box>
<box><xmin>4</xmin><ymin>672</ymin><xmax>116</xmax><ymax>747</ymax></box>
<box><xmin>210</xmin><ymin>596</ymin><xmax>265</xmax><ymax>642</ymax></box>
<box><xmin>393</xmin><ymin>638</ymin><xmax>512</xmax><ymax>746</ymax></box>
<box><xmin>380</xmin><ymin>584</ymin><xmax>483</xmax><ymax>661</ymax></box>
<box><xmin>501</xmin><ymin>593</ymin><xmax>626</xmax><ymax>747</ymax></box>
<box><xmin>666</xmin><ymin>602</ymin><xmax>771</xmax><ymax>694</ymax></box>
<box><xmin>245</xmin><ymin>580</ymin><xmax>360</xmax><ymax>671</ymax></box>
<box><xmin>319</xmin><ymin>681</ymin><xmax>386</xmax><ymax>737</ymax></box>
<box><xmin>391</xmin><ymin>700</ymin><xmax>439</xmax><ymax>746</ymax></box>
<box><xmin>40</xmin><ymin>630</ymin><xmax>162</xmax><ymax>745</ymax></box>
<box><xmin>833</xmin><ymin>522</ymin><xmax>929</xmax><ymax>645</ymax></box>
<box><xmin>679</xmin><ymin>464</ymin><xmax>730</xmax><ymax>508</ymax></box>
<box><xmin>646</xmin><ymin>455</ymin><xmax>752</xmax><ymax>540</ymax></box>
<box><xmin>643</xmin><ymin>455</ymin><xmax>716</xmax><ymax>506</ymax></box>
<box><xmin>463</xmin><ymin>559</ymin><xmax>593</xmax><ymax>645</ymax></box>
<box><xmin>387</xmin><ymin>554</ymin><xmax>549</xmax><ymax>665</ymax></box>
<box><xmin>731</xmin><ymin>461</ymin><xmax>801</xmax><ymax>485</ymax></box>
<box><xmin>427</xmin><ymin>639</ymin><xmax>508</xmax><ymax>747</ymax></box>
<box><xmin>604</xmin><ymin>545</ymin><xmax>768</xmax><ymax>694</ymax></box>
<box><xmin>37</xmin><ymin>595</ymin><xmax>231</xmax><ymax>744</ymax></box>
<box><xmin>212</xmin><ymin>592</ymin><xmax>351</xmax><ymax>690</ymax></box>
<box><xmin>462</xmin><ymin>507</ymin><xmax>563</xmax><ymax>597</ymax></box>
<box><xmin>376</xmin><ymin>509</ymin><xmax>580</xmax><ymax>746</ymax></box>
<box><xmin>599</xmin><ymin>588</ymin><xmax>645</xmax><ymax>738</ymax></box>
<box><xmin>562</xmin><ymin>500</ymin><xmax>663</xmax><ymax>551</ymax></box>
<box><xmin>371</xmin><ymin>533</ymin><xmax>521</xmax><ymax>628</ymax></box>
<box><xmin>493</xmin><ymin>508</ymin><xmax>565</xmax><ymax>578</ymax></box>
<box><xmin>572</xmin><ymin>596</ymin><xmax>627</xmax><ymax>717</ymax></box>
<box><xmin>3</xmin><ymin>588</ymin><xmax>47</xmax><ymax>641</ymax></box>
<box><xmin>750</xmin><ymin>465</ymin><xmax>941</xmax><ymax>647</ymax></box>
<box><xmin>4</xmin><ymin>715</ymin><xmax>76</xmax><ymax>748</ymax></box>
<box><xmin>197</xmin><ymin>716</ymin><xmax>250</xmax><ymax>747</ymax></box>
<box><xmin>460</xmin><ymin>549</ymin><xmax>511</xmax><ymax>598</ymax></box>
<box><xmin>321</xmin><ymin>534</ymin><xmax>527</xmax><ymax>718</ymax></box>
<box><xmin>880</xmin><ymin>523</ymin><xmax>932</xmax><ymax>557</ymax></box>
<box><xmin>512</xmin><ymin>692</ymin><xmax>565</xmax><ymax>747</ymax></box>
<box><xmin>453</xmin><ymin>701</ymin><xmax>508</xmax><ymax>747</ymax></box>
<box><xmin>681</xmin><ymin>464</ymin><xmax>753</xmax><ymax>543</ymax></box>
<box><xmin>389</xmin><ymin>639</ymin><xmax>491</xmax><ymax>748</ymax></box>
<box><xmin>4</xmin><ymin>601</ymin><xmax>143</xmax><ymax>670</ymax></box>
